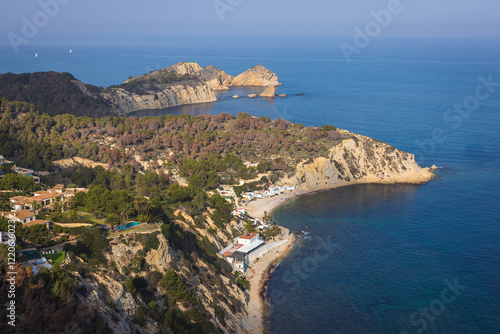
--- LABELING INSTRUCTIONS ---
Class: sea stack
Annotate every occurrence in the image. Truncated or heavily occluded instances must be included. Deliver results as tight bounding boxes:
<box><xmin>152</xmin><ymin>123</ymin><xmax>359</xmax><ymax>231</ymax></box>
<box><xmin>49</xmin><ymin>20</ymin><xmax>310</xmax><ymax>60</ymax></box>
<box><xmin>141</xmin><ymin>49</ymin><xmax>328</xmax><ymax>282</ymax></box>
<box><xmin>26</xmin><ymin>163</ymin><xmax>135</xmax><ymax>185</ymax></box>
<box><xmin>231</xmin><ymin>65</ymin><xmax>281</xmax><ymax>87</ymax></box>
<box><xmin>258</xmin><ymin>85</ymin><xmax>276</xmax><ymax>98</ymax></box>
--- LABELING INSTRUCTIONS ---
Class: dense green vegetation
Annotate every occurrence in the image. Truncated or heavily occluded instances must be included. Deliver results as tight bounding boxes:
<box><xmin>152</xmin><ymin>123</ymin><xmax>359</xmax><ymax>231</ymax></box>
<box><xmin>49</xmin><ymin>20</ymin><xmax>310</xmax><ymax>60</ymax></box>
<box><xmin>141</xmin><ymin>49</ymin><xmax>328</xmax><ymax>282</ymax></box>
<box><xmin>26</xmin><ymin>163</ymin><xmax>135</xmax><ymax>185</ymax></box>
<box><xmin>0</xmin><ymin>72</ymin><xmax>115</xmax><ymax>117</ymax></box>
<box><xmin>0</xmin><ymin>170</ymin><xmax>41</xmax><ymax>192</ymax></box>
<box><xmin>0</xmin><ymin>95</ymin><xmax>343</xmax><ymax>180</ymax></box>
<box><xmin>0</xmin><ymin>93</ymin><xmax>346</xmax><ymax>333</ymax></box>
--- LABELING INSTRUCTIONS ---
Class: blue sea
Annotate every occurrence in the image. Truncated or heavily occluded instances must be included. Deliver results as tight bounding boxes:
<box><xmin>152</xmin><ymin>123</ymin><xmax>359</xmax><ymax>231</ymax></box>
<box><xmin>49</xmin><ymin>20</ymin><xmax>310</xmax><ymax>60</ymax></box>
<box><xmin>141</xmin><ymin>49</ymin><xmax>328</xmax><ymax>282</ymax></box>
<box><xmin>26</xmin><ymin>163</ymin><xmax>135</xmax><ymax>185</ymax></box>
<box><xmin>1</xmin><ymin>38</ymin><xmax>499</xmax><ymax>333</ymax></box>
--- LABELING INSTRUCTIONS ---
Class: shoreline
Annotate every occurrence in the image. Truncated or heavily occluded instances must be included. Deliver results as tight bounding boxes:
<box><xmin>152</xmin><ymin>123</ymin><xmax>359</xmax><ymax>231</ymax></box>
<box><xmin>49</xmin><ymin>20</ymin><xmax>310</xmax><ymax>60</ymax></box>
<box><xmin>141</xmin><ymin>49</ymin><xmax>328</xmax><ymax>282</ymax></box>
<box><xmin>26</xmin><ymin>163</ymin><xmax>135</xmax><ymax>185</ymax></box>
<box><xmin>245</xmin><ymin>178</ymin><xmax>434</xmax><ymax>220</ymax></box>
<box><xmin>241</xmin><ymin>229</ymin><xmax>296</xmax><ymax>334</ymax></box>
<box><xmin>260</xmin><ymin>233</ymin><xmax>297</xmax><ymax>333</ymax></box>
<box><xmin>242</xmin><ymin>178</ymin><xmax>435</xmax><ymax>333</ymax></box>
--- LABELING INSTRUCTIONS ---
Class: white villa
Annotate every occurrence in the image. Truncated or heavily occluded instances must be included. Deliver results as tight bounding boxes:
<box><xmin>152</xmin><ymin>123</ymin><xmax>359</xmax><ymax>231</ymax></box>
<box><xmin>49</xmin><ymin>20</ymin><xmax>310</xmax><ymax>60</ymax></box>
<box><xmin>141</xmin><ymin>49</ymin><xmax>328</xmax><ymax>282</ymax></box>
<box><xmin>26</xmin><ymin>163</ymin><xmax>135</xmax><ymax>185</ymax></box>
<box><xmin>9</xmin><ymin>184</ymin><xmax>88</xmax><ymax>212</ymax></box>
<box><xmin>241</xmin><ymin>192</ymin><xmax>255</xmax><ymax>200</ymax></box>
<box><xmin>232</xmin><ymin>207</ymin><xmax>247</xmax><ymax>216</ymax></box>
<box><xmin>0</xmin><ymin>210</ymin><xmax>50</xmax><ymax>229</ymax></box>
<box><xmin>220</xmin><ymin>232</ymin><xmax>264</xmax><ymax>272</ymax></box>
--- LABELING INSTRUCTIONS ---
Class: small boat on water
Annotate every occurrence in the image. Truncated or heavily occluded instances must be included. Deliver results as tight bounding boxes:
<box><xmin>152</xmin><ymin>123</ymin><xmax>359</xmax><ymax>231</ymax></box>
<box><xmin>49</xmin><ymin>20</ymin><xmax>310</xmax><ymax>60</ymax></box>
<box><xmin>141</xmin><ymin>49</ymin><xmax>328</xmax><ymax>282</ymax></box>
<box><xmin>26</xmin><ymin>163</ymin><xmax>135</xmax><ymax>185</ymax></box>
<box><xmin>35</xmin><ymin>53</ymin><xmax>38</xmax><ymax>58</ymax></box>
<box><xmin>301</xmin><ymin>230</ymin><xmax>309</xmax><ymax>235</ymax></box>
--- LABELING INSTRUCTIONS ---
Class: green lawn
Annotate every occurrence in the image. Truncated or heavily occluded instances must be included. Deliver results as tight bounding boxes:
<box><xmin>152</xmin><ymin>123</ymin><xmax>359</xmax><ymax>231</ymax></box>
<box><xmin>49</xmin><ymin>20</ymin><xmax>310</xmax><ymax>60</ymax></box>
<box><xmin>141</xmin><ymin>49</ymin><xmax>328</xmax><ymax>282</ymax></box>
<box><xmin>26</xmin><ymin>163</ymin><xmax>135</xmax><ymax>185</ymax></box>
<box><xmin>77</xmin><ymin>211</ymin><xmax>106</xmax><ymax>225</ymax></box>
<box><xmin>45</xmin><ymin>251</ymin><xmax>65</xmax><ymax>264</ymax></box>
<box><xmin>111</xmin><ymin>223</ymin><xmax>159</xmax><ymax>237</ymax></box>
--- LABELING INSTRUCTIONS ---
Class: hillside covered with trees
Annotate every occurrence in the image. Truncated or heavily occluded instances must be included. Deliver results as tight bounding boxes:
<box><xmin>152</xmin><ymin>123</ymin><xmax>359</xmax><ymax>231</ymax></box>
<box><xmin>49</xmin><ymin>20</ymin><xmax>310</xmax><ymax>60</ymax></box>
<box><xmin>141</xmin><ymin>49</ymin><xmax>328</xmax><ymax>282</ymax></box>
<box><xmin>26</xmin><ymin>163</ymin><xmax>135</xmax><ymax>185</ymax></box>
<box><xmin>0</xmin><ymin>95</ymin><xmax>345</xmax><ymax>187</ymax></box>
<box><xmin>0</xmin><ymin>72</ymin><xmax>117</xmax><ymax>117</ymax></box>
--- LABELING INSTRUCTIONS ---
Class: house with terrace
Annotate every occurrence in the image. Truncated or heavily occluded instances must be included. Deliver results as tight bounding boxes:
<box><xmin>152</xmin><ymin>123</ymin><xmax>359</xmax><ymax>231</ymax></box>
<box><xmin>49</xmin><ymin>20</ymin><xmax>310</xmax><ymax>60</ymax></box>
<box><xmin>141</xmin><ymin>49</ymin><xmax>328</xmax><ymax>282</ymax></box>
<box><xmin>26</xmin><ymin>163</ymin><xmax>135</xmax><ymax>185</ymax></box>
<box><xmin>9</xmin><ymin>185</ymin><xmax>87</xmax><ymax>213</ymax></box>
<box><xmin>0</xmin><ymin>210</ymin><xmax>50</xmax><ymax>229</ymax></box>
<box><xmin>220</xmin><ymin>232</ymin><xmax>264</xmax><ymax>272</ymax></box>
<box><xmin>12</xmin><ymin>165</ymin><xmax>40</xmax><ymax>184</ymax></box>
<box><xmin>1</xmin><ymin>210</ymin><xmax>36</xmax><ymax>224</ymax></box>
<box><xmin>10</xmin><ymin>191</ymin><xmax>62</xmax><ymax>212</ymax></box>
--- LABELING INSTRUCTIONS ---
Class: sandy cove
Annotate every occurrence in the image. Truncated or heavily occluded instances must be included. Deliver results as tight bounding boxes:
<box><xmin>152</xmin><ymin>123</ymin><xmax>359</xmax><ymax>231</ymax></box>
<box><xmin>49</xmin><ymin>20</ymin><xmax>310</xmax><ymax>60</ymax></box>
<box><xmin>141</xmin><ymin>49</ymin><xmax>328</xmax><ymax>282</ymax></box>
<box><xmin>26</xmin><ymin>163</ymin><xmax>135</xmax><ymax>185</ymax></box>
<box><xmin>241</xmin><ymin>229</ymin><xmax>296</xmax><ymax>334</ymax></box>
<box><xmin>245</xmin><ymin>190</ymin><xmax>310</xmax><ymax>220</ymax></box>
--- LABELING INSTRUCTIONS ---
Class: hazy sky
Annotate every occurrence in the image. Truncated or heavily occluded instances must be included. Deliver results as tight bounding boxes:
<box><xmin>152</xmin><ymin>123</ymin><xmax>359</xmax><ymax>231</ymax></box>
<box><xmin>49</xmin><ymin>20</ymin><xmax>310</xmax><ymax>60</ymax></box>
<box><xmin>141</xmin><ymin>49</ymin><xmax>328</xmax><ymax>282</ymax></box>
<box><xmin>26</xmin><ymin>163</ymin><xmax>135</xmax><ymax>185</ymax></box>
<box><xmin>1</xmin><ymin>0</ymin><xmax>499</xmax><ymax>45</ymax></box>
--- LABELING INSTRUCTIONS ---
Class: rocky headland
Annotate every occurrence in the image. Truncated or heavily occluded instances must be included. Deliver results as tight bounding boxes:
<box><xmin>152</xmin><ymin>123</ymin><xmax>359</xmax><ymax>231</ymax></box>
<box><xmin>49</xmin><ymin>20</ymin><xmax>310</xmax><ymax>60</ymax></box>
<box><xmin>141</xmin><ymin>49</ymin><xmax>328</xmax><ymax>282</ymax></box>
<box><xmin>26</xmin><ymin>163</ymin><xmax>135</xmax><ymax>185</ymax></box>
<box><xmin>102</xmin><ymin>62</ymin><xmax>282</xmax><ymax>113</ymax></box>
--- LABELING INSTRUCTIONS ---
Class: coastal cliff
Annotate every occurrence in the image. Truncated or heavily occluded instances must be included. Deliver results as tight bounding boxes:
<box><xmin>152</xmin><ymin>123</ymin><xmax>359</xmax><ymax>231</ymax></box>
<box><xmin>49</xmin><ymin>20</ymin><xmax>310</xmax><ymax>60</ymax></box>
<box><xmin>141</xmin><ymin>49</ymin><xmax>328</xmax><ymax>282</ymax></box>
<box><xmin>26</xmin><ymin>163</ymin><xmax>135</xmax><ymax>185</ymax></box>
<box><xmin>101</xmin><ymin>82</ymin><xmax>216</xmax><ymax>113</ymax></box>
<box><xmin>0</xmin><ymin>63</ymin><xmax>281</xmax><ymax>116</ymax></box>
<box><xmin>102</xmin><ymin>62</ymin><xmax>218</xmax><ymax>113</ymax></box>
<box><xmin>102</xmin><ymin>62</ymin><xmax>279</xmax><ymax>113</ymax></box>
<box><xmin>197</xmin><ymin>65</ymin><xmax>234</xmax><ymax>90</ymax></box>
<box><xmin>290</xmin><ymin>130</ymin><xmax>434</xmax><ymax>191</ymax></box>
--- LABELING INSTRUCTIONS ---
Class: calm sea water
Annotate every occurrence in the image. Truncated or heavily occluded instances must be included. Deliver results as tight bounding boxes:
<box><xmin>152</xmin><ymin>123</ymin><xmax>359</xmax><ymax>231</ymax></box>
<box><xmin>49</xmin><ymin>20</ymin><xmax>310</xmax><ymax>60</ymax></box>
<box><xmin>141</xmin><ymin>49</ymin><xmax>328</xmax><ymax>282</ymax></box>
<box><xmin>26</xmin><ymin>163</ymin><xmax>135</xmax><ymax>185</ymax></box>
<box><xmin>1</xmin><ymin>38</ymin><xmax>499</xmax><ymax>333</ymax></box>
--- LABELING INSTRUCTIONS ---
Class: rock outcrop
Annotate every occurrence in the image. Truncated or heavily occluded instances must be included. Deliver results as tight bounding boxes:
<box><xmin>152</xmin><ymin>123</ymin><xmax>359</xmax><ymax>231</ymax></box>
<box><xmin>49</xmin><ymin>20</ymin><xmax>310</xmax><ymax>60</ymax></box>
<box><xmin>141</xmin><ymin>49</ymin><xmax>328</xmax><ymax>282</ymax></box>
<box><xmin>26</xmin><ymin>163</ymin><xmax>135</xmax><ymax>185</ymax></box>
<box><xmin>102</xmin><ymin>82</ymin><xmax>216</xmax><ymax>113</ymax></box>
<box><xmin>164</xmin><ymin>61</ymin><xmax>204</xmax><ymax>76</ymax></box>
<box><xmin>258</xmin><ymin>85</ymin><xmax>276</xmax><ymax>98</ymax></box>
<box><xmin>144</xmin><ymin>233</ymin><xmax>174</xmax><ymax>273</ymax></box>
<box><xmin>231</xmin><ymin>64</ymin><xmax>281</xmax><ymax>87</ymax></box>
<box><xmin>196</xmin><ymin>65</ymin><xmax>234</xmax><ymax>90</ymax></box>
<box><xmin>290</xmin><ymin>130</ymin><xmax>434</xmax><ymax>191</ymax></box>
<box><xmin>101</xmin><ymin>62</ymin><xmax>282</xmax><ymax>112</ymax></box>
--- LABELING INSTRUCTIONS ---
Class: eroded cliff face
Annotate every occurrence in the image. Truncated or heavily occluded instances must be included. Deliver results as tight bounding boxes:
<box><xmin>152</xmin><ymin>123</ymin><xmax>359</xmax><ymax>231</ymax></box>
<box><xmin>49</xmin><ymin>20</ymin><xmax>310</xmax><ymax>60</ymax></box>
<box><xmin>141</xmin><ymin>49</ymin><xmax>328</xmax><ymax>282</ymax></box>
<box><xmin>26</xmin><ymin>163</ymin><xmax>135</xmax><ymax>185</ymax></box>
<box><xmin>102</xmin><ymin>62</ymin><xmax>281</xmax><ymax>112</ymax></box>
<box><xmin>197</xmin><ymin>65</ymin><xmax>235</xmax><ymax>90</ymax></box>
<box><xmin>291</xmin><ymin>130</ymin><xmax>434</xmax><ymax>190</ymax></box>
<box><xmin>102</xmin><ymin>82</ymin><xmax>217</xmax><ymax>113</ymax></box>
<box><xmin>231</xmin><ymin>64</ymin><xmax>281</xmax><ymax>87</ymax></box>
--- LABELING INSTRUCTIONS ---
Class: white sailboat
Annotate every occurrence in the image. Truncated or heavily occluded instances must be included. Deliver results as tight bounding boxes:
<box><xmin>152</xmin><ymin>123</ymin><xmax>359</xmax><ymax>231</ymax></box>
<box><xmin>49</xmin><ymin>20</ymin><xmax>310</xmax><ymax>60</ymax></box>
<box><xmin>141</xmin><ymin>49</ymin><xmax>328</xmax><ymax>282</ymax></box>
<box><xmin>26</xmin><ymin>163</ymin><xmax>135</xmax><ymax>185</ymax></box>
<box><xmin>69</xmin><ymin>49</ymin><xmax>72</xmax><ymax>53</ymax></box>
<box><xmin>35</xmin><ymin>53</ymin><xmax>38</xmax><ymax>58</ymax></box>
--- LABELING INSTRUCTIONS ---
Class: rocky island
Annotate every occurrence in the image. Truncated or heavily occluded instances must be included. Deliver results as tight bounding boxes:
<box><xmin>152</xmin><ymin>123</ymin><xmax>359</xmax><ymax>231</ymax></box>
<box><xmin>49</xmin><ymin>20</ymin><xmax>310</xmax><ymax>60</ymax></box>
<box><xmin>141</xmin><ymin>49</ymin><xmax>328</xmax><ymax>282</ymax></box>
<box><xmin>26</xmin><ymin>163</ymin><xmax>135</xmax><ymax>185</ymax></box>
<box><xmin>0</xmin><ymin>71</ymin><xmax>434</xmax><ymax>334</ymax></box>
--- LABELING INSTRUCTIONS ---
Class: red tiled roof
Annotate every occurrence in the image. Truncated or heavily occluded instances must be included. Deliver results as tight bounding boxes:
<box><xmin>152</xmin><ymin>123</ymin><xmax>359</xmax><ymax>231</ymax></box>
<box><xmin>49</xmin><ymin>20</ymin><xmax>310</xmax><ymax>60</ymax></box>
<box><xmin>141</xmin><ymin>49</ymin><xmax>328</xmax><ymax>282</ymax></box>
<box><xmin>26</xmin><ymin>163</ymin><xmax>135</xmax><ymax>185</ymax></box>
<box><xmin>239</xmin><ymin>232</ymin><xmax>259</xmax><ymax>240</ymax></box>
<box><xmin>9</xmin><ymin>210</ymin><xmax>35</xmax><ymax>220</ymax></box>
<box><xmin>222</xmin><ymin>244</ymin><xmax>243</xmax><ymax>257</ymax></box>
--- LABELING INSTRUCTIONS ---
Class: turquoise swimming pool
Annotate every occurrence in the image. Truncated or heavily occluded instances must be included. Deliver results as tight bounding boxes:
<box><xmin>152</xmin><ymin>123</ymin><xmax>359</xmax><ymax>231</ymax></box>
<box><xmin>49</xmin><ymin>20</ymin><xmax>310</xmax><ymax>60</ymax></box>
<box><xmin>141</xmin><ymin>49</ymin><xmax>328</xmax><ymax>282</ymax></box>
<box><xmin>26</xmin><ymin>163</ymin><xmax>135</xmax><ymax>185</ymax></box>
<box><xmin>118</xmin><ymin>222</ymin><xmax>140</xmax><ymax>230</ymax></box>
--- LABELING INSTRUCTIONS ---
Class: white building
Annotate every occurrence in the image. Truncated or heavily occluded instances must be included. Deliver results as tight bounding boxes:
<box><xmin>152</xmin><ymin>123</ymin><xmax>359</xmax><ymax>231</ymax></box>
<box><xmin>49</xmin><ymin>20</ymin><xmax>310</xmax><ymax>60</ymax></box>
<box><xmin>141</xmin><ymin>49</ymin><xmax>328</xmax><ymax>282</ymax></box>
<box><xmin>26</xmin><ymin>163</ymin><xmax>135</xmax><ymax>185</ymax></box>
<box><xmin>244</xmin><ymin>162</ymin><xmax>258</xmax><ymax>168</ymax></box>
<box><xmin>220</xmin><ymin>232</ymin><xmax>264</xmax><ymax>272</ymax></box>
<box><xmin>285</xmin><ymin>184</ymin><xmax>296</xmax><ymax>191</ymax></box>
<box><xmin>0</xmin><ymin>210</ymin><xmax>36</xmax><ymax>224</ymax></box>
<box><xmin>242</xmin><ymin>192</ymin><xmax>255</xmax><ymax>200</ymax></box>
<box><xmin>232</xmin><ymin>207</ymin><xmax>247</xmax><ymax>216</ymax></box>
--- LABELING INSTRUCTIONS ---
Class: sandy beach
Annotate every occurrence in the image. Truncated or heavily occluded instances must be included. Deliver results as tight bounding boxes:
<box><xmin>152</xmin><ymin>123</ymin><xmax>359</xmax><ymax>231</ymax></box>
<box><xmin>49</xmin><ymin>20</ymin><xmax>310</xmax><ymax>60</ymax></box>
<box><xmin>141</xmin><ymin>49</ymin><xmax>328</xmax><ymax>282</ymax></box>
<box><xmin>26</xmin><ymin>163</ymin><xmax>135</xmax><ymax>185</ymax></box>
<box><xmin>245</xmin><ymin>190</ymin><xmax>310</xmax><ymax>219</ymax></box>
<box><xmin>241</xmin><ymin>229</ymin><xmax>296</xmax><ymax>334</ymax></box>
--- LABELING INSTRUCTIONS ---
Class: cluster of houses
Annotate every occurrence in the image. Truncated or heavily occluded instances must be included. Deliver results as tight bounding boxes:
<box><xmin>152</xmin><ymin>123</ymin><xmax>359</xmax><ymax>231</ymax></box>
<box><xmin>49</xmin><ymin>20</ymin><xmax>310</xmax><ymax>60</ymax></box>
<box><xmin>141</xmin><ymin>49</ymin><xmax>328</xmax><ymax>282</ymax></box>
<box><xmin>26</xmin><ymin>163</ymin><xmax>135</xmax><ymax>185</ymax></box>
<box><xmin>241</xmin><ymin>184</ymin><xmax>295</xmax><ymax>201</ymax></box>
<box><xmin>2</xmin><ymin>184</ymin><xmax>88</xmax><ymax>229</ymax></box>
